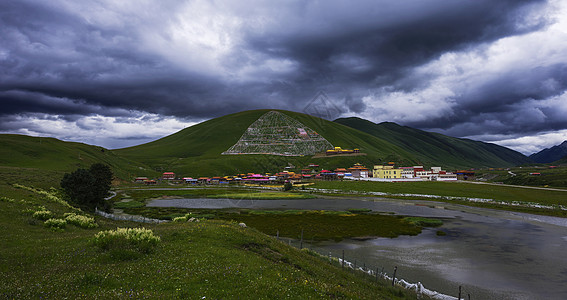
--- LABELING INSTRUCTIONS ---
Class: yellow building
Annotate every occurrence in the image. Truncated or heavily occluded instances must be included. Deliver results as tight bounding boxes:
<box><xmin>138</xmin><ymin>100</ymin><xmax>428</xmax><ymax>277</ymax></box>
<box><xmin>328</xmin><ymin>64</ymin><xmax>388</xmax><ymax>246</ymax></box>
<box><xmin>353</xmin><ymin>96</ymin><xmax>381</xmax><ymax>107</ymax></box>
<box><xmin>373</xmin><ymin>165</ymin><xmax>402</xmax><ymax>179</ymax></box>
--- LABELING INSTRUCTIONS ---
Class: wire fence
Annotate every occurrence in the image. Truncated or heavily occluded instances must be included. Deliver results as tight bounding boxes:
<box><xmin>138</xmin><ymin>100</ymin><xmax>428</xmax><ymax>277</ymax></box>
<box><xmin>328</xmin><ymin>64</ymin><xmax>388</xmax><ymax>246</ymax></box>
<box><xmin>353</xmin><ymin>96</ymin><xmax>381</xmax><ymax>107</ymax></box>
<box><xmin>276</xmin><ymin>232</ymin><xmax>469</xmax><ymax>300</ymax></box>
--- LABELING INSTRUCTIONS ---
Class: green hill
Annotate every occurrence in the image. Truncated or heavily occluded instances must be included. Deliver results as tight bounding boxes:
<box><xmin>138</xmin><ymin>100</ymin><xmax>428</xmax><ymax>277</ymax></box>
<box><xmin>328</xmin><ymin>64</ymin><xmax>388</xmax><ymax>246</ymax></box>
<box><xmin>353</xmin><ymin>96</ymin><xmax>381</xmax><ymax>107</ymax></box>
<box><xmin>114</xmin><ymin>110</ymin><xmax>418</xmax><ymax>177</ymax></box>
<box><xmin>0</xmin><ymin>134</ymin><xmax>155</xmax><ymax>181</ymax></box>
<box><xmin>334</xmin><ymin>117</ymin><xmax>532</xmax><ymax>169</ymax></box>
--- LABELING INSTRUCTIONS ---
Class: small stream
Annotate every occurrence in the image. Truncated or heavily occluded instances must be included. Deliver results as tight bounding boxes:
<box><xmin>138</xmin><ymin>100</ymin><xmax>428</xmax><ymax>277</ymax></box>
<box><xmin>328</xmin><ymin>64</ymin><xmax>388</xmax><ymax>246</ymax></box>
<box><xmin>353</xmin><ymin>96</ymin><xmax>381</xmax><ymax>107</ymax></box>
<box><xmin>148</xmin><ymin>197</ymin><xmax>567</xmax><ymax>299</ymax></box>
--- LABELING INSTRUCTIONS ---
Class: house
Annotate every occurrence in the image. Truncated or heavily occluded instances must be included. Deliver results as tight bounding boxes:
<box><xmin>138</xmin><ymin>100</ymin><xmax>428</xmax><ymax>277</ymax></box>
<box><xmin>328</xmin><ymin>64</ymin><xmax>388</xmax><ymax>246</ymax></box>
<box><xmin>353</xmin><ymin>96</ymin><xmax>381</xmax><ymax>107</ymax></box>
<box><xmin>197</xmin><ymin>177</ymin><xmax>210</xmax><ymax>184</ymax></box>
<box><xmin>134</xmin><ymin>177</ymin><xmax>148</xmax><ymax>183</ymax></box>
<box><xmin>399</xmin><ymin>167</ymin><xmax>415</xmax><ymax>178</ymax></box>
<box><xmin>334</xmin><ymin>168</ymin><xmax>347</xmax><ymax>179</ymax></box>
<box><xmin>348</xmin><ymin>163</ymin><xmax>369</xmax><ymax>178</ymax></box>
<box><xmin>162</xmin><ymin>172</ymin><xmax>175</xmax><ymax>180</ymax></box>
<box><xmin>319</xmin><ymin>169</ymin><xmax>338</xmax><ymax>180</ymax></box>
<box><xmin>184</xmin><ymin>177</ymin><xmax>198</xmax><ymax>184</ymax></box>
<box><xmin>373</xmin><ymin>165</ymin><xmax>401</xmax><ymax>179</ymax></box>
<box><xmin>436</xmin><ymin>173</ymin><xmax>458</xmax><ymax>181</ymax></box>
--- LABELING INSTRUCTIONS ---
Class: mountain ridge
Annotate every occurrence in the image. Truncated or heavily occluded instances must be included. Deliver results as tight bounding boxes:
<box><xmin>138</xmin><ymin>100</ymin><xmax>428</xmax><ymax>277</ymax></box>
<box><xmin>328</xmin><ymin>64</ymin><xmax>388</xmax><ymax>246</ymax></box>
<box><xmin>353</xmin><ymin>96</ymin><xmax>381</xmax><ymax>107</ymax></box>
<box><xmin>334</xmin><ymin>117</ymin><xmax>532</xmax><ymax>168</ymax></box>
<box><xmin>1</xmin><ymin>110</ymin><xmax>534</xmax><ymax>178</ymax></box>
<box><xmin>529</xmin><ymin>140</ymin><xmax>567</xmax><ymax>163</ymax></box>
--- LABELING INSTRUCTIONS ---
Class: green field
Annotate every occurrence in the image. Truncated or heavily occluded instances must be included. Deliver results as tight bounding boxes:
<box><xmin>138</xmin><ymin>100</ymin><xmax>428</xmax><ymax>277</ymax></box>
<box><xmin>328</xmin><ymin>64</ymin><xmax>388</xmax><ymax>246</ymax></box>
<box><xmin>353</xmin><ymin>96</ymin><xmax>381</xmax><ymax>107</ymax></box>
<box><xmin>476</xmin><ymin>165</ymin><xmax>567</xmax><ymax>188</ymax></box>
<box><xmin>0</xmin><ymin>179</ymin><xmax>422</xmax><ymax>299</ymax></box>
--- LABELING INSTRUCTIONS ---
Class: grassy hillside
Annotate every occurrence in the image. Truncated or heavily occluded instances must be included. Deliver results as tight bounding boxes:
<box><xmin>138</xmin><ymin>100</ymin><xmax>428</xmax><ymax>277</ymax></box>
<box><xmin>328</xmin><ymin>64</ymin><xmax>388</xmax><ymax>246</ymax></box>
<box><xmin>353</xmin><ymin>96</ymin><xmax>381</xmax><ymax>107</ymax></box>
<box><xmin>0</xmin><ymin>179</ymin><xmax>419</xmax><ymax>299</ymax></box>
<box><xmin>114</xmin><ymin>110</ymin><xmax>418</xmax><ymax>177</ymax></box>
<box><xmin>0</xmin><ymin>134</ymin><xmax>156</xmax><ymax>181</ymax></box>
<box><xmin>334</xmin><ymin>118</ymin><xmax>532</xmax><ymax>169</ymax></box>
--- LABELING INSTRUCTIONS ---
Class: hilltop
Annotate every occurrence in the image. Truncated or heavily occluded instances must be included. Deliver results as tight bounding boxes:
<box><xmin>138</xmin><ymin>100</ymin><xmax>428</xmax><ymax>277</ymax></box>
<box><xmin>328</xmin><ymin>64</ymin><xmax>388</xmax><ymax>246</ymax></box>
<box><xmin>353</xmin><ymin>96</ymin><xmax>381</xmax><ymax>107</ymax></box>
<box><xmin>334</xmin><ymin>117</ymin><xmax>532</xmax><ymax>169</ymax></box>
<box><xmin>113</xmin><ymin>109</ymin><xmax>417</xmax><ymax>177</ymax></box>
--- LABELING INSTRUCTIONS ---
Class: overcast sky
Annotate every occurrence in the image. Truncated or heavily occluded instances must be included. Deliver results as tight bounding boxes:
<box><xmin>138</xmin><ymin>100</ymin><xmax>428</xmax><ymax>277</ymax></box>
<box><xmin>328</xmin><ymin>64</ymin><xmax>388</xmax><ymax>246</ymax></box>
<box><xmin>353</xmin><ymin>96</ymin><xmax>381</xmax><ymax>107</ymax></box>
<box><xmin>1</xmin><ymin>0</ymin><xmax>567</xmax><ymax>154</ymax></box>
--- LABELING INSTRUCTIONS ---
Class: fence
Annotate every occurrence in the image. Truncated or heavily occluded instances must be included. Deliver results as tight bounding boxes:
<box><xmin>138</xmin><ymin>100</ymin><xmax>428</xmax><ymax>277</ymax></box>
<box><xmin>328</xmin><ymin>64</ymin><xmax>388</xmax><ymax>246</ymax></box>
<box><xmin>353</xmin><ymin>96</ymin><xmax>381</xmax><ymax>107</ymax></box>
<box><xmin>95</xmin><ymin>207</ymin><xmax>168</xmax><ymax>224</ymax></box>
<box><xmin>276</xmin><ymin>231</ymin><xmax>470</xmax><ymax>300</ymax></box>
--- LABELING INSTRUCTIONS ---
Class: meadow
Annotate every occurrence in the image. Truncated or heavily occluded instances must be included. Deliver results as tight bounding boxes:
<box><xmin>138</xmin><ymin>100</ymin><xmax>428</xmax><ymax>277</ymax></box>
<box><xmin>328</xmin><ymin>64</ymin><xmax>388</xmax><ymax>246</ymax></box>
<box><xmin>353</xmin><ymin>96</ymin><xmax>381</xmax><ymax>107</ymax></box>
<box><xmin>0</xmin><ymin>171</ymin><xmax>423</xmax><ymax>299</ymax></box>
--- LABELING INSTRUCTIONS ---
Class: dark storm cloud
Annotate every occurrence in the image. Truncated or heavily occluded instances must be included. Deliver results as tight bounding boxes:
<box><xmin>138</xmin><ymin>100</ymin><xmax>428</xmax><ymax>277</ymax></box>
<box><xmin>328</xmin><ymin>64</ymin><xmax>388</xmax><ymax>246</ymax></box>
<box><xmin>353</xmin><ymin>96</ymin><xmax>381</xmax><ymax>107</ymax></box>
<box><xmin>0</xmin><ymin>0</ymin><xmax>565</xmax><ymax>152</ymax></box>
<box><xmin>244</xmin><ymin>0</ymin><xmax>548</xmax><ymax>89</ymax></box>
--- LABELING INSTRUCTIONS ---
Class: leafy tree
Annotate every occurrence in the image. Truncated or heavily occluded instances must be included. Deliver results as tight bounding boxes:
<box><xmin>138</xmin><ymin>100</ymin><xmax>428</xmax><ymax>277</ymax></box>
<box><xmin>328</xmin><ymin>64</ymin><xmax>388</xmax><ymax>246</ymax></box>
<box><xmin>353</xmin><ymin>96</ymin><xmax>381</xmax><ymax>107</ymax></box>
<box><xmin>283</xmin><ymin>181</ymin><xmax>293</xmax><ymax>191</ymax></box>
<box><xmin>89</xmin><ymin>163</ymin><xmax>113</xmax><ymax>201</ymax></box>
<box><xmin>60</xmin><ymin>163</ymin><xmax>113</xmax><ymax>211</ymax></box>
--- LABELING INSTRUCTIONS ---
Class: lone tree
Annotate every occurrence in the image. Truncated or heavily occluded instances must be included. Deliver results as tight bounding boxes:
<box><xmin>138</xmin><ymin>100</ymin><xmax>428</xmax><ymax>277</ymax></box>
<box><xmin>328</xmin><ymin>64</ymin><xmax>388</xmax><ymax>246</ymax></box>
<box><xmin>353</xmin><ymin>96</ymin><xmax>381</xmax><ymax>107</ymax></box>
<box><xmin>61</xmin><ymin>163</ymin><xmax>113</xmax><ymax>211</ymax></box>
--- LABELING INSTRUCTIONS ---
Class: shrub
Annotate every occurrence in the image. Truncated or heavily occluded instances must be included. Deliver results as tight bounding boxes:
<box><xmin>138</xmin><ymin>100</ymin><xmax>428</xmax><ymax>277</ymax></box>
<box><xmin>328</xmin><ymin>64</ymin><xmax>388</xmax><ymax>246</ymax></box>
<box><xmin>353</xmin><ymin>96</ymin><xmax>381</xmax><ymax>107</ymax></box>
<box><xmin>44</xmin><ymin>218</ymin><xmax>67</xmax><ymax>231</ymax></box>
<box><xmin>283</xmin><ymin>182</ymin><xmax>293</xmax><ymax>191</ymax></box>
<box><xmin>64</xmin><ymin>213</ymin><xmax>98</xmax><ymax>228</ymax></box>
<box><xmin>93</xmin><ymin>228</ymin><xmax>160</xmax><ymax>254</ymax></box>
<box><xmin>33</xmin><ymin>210</ymin><xmax>53</xmax><ymax>221</ymax></box>
<box><xmin>173</xmin><ymin>216</ymin><xmax>187</xmax><ymax>222</ymax></box>
<box><xmin>0</xmin><ymin>196</ymin><xmax>15</xmax><ymax>203</ymax></box>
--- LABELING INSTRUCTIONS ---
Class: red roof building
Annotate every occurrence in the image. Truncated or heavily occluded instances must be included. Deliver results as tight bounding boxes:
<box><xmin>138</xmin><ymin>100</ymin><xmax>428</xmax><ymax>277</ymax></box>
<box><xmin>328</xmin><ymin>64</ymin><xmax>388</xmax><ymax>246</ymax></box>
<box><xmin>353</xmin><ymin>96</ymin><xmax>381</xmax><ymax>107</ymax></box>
<box><xmin>162</xmin><ymin>172</ymin><xmax>175</xmax><ymax>180</ymax></box>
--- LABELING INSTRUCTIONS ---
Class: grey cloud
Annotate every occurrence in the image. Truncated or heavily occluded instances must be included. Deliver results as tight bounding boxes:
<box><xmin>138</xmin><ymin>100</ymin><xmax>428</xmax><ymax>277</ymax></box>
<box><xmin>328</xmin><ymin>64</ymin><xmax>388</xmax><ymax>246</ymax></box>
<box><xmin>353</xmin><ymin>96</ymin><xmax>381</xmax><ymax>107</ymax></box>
<box><xmin>0</xmin><ymin>0</ymin><xmax>565</xmax><ymax>152</ymax></box>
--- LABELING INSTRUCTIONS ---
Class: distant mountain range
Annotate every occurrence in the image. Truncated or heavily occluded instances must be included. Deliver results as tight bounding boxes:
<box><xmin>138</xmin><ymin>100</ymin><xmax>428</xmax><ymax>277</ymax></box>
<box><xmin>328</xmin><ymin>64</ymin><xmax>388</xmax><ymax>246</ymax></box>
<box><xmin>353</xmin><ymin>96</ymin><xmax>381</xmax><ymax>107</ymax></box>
<box><xmin>0</xmin><ymin>110</ymin><xmax>535</xmax><ymax>178</ymax></box>
<box><xmin>334</xmin><ymin>117</ymin><xmax>532</xmax><ymax>168</ymax></box>
<box><xmin>529</xmin><ymin>141</ymin><xmax>567</xmax><ymax>163</ymax></box>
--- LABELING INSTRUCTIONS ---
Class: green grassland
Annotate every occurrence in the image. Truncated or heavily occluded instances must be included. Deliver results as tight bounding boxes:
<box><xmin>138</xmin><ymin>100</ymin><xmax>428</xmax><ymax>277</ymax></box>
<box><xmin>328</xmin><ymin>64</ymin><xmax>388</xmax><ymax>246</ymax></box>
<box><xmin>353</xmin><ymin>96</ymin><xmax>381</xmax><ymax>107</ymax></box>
<box><xmin>1</xmin><ymin>180</ymin><xmax>422</xmax><ymax>299</ymax></box>
<box><xmin>0</xmin><ymin>134</ymin><xmax>157</xmax><ymax>180</ymax></box>
<box><xmin>475</xmin><ymin>165</ymin><xmax>567</xmax><ymax>188</ymax></box>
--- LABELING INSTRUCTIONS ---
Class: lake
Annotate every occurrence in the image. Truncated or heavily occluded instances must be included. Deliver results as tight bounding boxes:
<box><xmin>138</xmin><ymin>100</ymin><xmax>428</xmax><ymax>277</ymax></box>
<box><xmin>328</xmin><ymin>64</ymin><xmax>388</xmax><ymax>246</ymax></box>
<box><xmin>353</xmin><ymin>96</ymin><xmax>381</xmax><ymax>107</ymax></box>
<box><xmin>148</xmin><ymin>197</ymin><xmax>567</xmax><ymax>299</ymax></box>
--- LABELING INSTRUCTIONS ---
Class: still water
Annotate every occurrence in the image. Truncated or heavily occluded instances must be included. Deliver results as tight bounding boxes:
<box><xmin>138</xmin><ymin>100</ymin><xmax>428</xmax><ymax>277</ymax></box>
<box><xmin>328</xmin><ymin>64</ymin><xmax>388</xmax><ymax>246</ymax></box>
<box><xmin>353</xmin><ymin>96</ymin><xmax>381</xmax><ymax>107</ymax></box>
<box><xmin>148</xmin><ymin>197</ymin><xmax>567</xmax><ymax>299</ymax></box>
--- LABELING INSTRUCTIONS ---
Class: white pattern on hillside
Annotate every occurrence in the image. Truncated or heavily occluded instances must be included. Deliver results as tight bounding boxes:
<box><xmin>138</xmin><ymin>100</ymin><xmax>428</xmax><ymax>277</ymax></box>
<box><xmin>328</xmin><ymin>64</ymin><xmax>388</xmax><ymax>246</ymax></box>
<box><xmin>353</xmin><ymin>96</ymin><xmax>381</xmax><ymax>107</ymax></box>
<box><xmin>222</xmin><ymin>111</ymin><xmax>333</xmax><ymax>156</ymax></box>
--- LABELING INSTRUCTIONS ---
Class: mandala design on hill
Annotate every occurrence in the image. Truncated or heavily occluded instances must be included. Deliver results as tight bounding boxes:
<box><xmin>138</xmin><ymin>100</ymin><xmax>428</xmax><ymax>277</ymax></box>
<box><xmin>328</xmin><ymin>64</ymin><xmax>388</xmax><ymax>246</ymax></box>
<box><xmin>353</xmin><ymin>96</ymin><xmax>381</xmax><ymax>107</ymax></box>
<box><xmin>222</xmin><ymin>111</ymin><xmax>333</xmax><ymax>156</ymax></box>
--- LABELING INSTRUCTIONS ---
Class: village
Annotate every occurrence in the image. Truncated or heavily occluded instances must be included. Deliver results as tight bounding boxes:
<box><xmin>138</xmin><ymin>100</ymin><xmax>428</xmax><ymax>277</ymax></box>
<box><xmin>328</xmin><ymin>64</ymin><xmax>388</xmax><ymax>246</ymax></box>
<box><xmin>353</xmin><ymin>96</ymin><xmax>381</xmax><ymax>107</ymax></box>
<box><xmin>134</xmin><ymin>157</ymin><xmax>476</xmax><ymax>185</ymax></box>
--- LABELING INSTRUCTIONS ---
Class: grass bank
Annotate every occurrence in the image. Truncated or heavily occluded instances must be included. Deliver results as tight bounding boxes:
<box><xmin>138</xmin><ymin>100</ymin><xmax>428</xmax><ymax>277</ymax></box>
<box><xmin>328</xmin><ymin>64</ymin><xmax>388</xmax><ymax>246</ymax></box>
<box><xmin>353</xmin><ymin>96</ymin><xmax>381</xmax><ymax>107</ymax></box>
<box><xmin>0</xmin><ymin>181</ymin><xmax>423</xmax><ymax>299</ymax></box>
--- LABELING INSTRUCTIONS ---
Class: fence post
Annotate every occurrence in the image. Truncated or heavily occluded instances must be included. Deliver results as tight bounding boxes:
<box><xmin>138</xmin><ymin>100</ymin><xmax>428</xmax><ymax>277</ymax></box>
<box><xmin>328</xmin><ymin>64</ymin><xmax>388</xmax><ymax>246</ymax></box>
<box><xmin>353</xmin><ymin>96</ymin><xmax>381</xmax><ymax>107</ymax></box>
<box><xmin>354</xmin><ymin>259</ymin><xmax>356</xmax><ymax>270</ymax></box>
<box><xmin>458</xmin><ymin>285</ymin><xmax>461</xmax><ymax>300</ymax></box>
<box><xmin>342</xmin><ymin>250</ymin><xmax>345</xmax><ymax>269</ymax></box>
<box><xmin>276</xmin><ymin>230</ymin><xmax>279</xmax><ymax>240</ymax></box>
<box><xmin>329</xmin><ymin>252</ymin><xmax>332</xmax><ymax>264</ymax></box>
<box><xmin>300</xmin><ymin>229</ymin><xmax>304</xmax><ymax>249</ymax></box>
<box><xmin>392</xmin><ymin>266</ymin><xmax>397</xmax><ymax>286</ymax></box>
<box><xmin>375</xmin><ymin>267</ymin><xmax>379</xmax><ymax>283</ymax></box>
